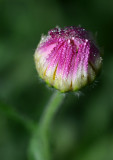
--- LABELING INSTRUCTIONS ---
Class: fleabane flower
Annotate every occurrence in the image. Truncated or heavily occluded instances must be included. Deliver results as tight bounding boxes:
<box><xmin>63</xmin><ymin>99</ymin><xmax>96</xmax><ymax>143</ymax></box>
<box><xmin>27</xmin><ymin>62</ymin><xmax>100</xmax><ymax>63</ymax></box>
<box><xmin>34</xmin><ymin>26</ymin><xmax>102</xmax><ymax>92</ymax></box>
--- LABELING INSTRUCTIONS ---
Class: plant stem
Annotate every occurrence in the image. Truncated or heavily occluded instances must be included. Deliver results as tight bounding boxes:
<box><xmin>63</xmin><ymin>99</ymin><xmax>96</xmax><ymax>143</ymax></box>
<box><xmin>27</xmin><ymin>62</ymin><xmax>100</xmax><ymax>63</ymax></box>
<box><xmin>28</xmin><ymin>90</ymin><xmax>65</xmax><ymax>160</ymax></box>
<box><xmin>39</xmin><ymin>90</ymin><xmax>65</xmax><ymax>133</ymax></box>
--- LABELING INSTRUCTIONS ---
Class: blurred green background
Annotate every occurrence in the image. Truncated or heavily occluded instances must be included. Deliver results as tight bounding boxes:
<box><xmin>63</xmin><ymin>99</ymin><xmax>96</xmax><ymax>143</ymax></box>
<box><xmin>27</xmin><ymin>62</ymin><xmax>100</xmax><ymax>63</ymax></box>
<box><xmin>0</xmin><ymin>0</ymin><xmax>113</xmax><ymax>160</ymax></box>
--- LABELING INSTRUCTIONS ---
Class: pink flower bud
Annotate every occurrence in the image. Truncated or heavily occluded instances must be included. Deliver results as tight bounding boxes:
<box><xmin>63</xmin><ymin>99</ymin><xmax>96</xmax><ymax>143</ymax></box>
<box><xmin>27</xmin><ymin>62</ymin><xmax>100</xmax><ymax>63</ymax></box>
<box><xmin>34</xmin><ymin>26</ymin><xmax>102</xmax><ymax>92</ymax></box>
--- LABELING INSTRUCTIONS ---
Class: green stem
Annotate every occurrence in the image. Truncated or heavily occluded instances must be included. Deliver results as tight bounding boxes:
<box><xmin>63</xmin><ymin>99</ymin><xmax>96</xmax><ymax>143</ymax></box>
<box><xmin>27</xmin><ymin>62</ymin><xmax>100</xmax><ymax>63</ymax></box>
<box><xmin>28</xmin><ymin>90</ymin><xmax>65</xmax><ymax>160</ymax></box>
<box><xmin>39</xmin><ymin>90</ymin><xmax>65</xmax><ymax>133</ymax></box>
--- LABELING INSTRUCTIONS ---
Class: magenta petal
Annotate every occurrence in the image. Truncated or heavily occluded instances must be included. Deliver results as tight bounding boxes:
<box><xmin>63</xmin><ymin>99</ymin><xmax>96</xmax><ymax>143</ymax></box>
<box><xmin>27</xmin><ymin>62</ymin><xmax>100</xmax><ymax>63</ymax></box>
<box><xmin>34</xmin><ymin>26</ymin><xmax>102</xmax><ymax>92</ymax></box>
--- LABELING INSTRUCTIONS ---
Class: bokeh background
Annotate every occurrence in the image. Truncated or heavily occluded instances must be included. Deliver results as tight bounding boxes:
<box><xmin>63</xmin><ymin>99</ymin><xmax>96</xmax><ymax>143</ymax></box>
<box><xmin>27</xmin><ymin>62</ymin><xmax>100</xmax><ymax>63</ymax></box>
<box><xmin>0</xmin><ymin>0</ymin><xmax>113</xmax><ymax>160</ymax></box>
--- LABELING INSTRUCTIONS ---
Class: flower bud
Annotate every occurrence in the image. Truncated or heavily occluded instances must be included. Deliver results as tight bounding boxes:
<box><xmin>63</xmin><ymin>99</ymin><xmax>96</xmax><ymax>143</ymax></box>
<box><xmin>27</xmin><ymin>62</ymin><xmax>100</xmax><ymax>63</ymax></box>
<box><xmin>34</xmin><ymin>26</ymin><xmax>102</xmax><ymax>92</ymax></box>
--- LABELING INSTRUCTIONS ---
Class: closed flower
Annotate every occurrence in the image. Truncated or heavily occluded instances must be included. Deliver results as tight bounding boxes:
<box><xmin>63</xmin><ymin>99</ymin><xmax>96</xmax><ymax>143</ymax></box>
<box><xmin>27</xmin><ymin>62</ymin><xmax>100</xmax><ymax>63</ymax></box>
<box><xmin>34</xmin><ymin>26</ymin><xmax>102</xmax><ymax>92</ymax></box>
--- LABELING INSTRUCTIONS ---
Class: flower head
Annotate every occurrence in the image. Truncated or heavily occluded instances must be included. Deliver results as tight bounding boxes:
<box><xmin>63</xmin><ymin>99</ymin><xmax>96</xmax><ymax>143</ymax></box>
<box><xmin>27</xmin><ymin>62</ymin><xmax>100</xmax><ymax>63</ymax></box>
<box><xmin>34</xmin><ymin>26</ymin><xmax>102</xmax><ymax>92</ymax></box>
